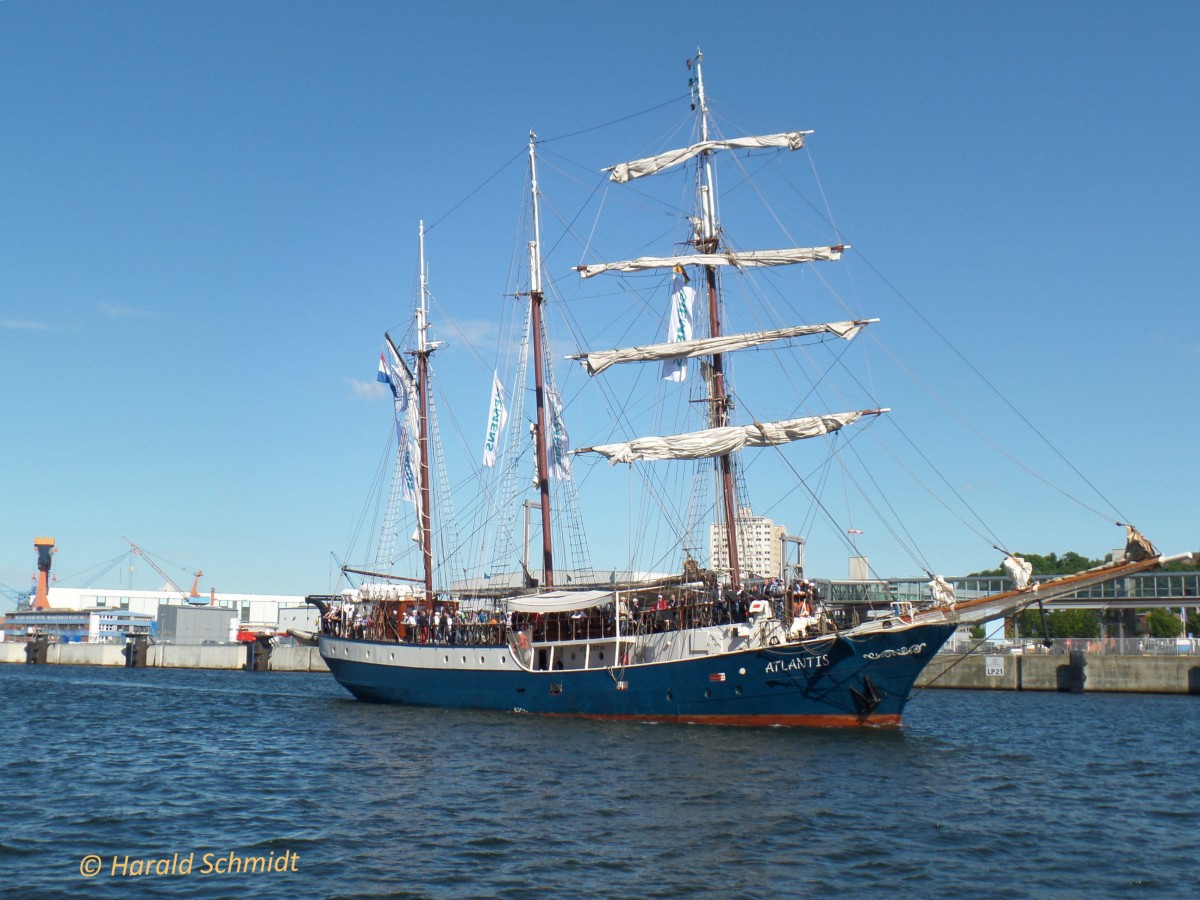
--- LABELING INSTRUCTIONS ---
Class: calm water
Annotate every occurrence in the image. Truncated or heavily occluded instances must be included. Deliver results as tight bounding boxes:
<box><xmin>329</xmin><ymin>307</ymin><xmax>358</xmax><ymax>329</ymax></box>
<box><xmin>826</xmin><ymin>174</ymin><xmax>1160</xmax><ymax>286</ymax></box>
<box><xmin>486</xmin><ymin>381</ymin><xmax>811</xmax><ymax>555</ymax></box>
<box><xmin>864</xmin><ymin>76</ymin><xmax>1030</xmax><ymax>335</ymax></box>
<box><xmin>1</xmin><ymin>664</ymin><xmax>1197</xmax><ymax>898</ymax></box>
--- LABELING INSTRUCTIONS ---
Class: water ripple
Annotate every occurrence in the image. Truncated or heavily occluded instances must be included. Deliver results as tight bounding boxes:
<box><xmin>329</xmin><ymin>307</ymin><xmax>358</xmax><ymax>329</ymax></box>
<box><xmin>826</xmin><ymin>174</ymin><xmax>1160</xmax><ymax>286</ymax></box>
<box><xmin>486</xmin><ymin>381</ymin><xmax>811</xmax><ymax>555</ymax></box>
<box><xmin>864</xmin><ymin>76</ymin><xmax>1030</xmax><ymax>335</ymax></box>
<box><xmin>1</xmin><ymin>666</ymin><xmax>1198</xmax><ymax>897</ymax></box>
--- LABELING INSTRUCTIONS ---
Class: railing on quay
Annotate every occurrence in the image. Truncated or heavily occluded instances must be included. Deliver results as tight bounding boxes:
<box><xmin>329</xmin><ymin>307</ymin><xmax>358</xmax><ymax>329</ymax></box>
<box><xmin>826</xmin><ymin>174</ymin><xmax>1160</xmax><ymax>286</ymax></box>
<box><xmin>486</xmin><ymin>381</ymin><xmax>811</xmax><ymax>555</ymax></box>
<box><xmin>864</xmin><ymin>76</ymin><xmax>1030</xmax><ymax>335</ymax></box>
<box><xmin>940</xmin><ymin>636</ymin><xmax>1200</xmax><ymax>658</ymax></box>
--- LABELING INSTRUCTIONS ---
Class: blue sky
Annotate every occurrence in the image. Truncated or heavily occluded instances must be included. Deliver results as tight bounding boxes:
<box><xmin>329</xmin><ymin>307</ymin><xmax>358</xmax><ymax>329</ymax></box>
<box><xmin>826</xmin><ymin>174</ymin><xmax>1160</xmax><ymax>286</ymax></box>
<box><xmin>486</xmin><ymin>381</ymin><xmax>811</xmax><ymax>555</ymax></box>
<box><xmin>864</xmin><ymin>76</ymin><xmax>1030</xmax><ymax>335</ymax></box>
<box><xmin>2</xmin><ymin>1</ymin><xmax>1196</xmax><ymax>603</ymax></box>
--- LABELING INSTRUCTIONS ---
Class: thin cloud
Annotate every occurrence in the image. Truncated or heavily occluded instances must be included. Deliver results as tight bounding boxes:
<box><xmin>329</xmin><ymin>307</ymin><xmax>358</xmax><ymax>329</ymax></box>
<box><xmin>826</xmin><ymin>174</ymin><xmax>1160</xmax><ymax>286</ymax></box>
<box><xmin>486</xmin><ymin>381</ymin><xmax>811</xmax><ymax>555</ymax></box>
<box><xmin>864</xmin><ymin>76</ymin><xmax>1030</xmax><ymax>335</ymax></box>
<box><xmin>100</xmin><ymin>302</ymin><xmax>163</xmax><ymax>320</ymax></box>
<box><xmin>347</xmin><ymin>377</ymin><xmax>389</xmax><ymax>400</ymax></box>
<box><xmin>1</xmin><ymin>319</ymin><xmax>53</xmax><ymax>331</ymax></box>
<box><xmin>440</xmin><ymin>316</ymin><xmax>498</xmax><ymax>351</ymax></box>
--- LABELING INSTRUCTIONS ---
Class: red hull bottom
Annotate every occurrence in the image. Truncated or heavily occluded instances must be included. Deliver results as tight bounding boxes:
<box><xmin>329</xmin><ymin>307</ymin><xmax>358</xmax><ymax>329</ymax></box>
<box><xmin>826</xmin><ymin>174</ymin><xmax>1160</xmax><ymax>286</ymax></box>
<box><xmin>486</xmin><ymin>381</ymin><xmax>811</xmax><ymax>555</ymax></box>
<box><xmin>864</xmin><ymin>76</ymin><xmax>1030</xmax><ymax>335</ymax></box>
<box><xmin>538</xmin><ymin>712</ymin><xmax>904</xmax><ymax>728</ymax></box>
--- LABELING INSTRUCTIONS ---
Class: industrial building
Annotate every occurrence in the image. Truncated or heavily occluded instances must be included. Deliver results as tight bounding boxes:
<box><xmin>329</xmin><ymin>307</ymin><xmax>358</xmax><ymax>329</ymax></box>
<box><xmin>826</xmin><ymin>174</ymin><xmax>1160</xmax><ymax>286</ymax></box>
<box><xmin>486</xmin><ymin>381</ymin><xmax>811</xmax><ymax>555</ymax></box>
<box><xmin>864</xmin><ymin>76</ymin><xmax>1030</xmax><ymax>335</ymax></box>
<box><xmin>2</xmin><ymin>608</ymin><xmax>154</xmax><ymax>643</ymax></box>
<box><xmin>1</xmin><ymin>537</ymin><xmax>319</xmax><ymax>644</ymax></box>
<box><xmin>34</xmin><ymin>586</ymin><xmax>315</xmax><ymax>637</ymax></box>
<box><xmin>156</xmin><ymin>605</ymin><xmax>240</xmax><ymax>644</ymax></box>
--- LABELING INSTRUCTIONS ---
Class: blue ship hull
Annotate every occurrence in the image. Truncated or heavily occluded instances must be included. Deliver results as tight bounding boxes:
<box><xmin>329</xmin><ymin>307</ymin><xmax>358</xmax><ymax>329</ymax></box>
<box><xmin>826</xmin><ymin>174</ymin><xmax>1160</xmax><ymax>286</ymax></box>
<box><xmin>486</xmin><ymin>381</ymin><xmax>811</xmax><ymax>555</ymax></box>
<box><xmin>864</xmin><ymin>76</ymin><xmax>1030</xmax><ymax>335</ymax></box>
<box><xmin>318</xmin><ymin>621</ymin><xmax>956</xmax><ymax>727</ymax></box>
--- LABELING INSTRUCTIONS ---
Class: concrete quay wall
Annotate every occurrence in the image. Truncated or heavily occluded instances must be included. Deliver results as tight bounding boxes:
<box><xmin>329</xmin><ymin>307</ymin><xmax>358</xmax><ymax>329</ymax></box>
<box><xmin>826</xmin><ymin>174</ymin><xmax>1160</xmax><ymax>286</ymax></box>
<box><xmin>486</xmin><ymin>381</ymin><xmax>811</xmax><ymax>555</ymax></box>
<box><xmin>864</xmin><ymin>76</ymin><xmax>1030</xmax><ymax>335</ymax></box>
<box><xmin>916</xmin><ymin>653</ymin><xmax>1200</xmax><ymax>694</ymax></box>
<box><xmin>1</xmin><ymin>642</ymin><xmax>29</xmax><ymax>664</ymax></box>
<box><xmin>268</xmin><ymin>645</ymin><xmax>328</xmax><ymax>673</ymax></box>
<box><xmin>0</xmin><ymin>640</ymin><xmax>328</xmax><ymax>672</ymax></box>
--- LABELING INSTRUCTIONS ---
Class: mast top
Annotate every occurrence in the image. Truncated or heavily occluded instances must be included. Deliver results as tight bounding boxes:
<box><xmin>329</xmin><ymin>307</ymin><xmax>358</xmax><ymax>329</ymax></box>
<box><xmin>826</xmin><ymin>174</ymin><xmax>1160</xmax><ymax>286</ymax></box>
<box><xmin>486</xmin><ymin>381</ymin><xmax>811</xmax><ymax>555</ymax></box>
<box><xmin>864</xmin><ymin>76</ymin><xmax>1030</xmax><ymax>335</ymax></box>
<box><xmin>414</xmin><ymin>220</ymin><xmax>444</xmax><ymax>357</ymax></box>
<box><xmin>691</xmin><ymin>52</ymin><xmax>709</xmax><ymax>142</ymax></box>
<box><xmin>528</xmin><ymin>134</ymin><xmax>544</xmax><ymax>295</ymax></box>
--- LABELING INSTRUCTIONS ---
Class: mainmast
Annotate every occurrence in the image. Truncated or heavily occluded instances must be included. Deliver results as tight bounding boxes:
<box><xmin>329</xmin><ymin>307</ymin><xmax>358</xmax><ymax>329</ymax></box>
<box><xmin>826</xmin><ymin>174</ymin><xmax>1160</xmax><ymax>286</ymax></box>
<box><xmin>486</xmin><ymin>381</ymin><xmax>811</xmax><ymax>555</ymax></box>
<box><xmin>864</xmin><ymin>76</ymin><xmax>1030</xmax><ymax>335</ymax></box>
<box><xmin>527</xmin><ymin>134</ymin><xmax>555</xmax><ymax>588</ymax></box>
<box><xmin>692</xmin><ymin>51</ymin><xmax>743</xmax><ymax>591</ymax></box>
<box><xmin>415</xmin><ymin>221</ymin><xmax>436</xmax><ymax>604</ymax></box>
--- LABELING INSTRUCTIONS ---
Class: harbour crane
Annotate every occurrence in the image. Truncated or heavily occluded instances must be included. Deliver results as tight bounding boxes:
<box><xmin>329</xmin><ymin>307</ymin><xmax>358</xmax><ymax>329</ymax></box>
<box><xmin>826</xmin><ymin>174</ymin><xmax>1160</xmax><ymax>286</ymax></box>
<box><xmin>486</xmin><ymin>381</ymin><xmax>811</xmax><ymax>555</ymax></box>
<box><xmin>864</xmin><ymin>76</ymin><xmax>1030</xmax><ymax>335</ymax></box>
<box><xmin>0</xmin><ymin>581</ymin><xmax>32</xmax><ymax>612</ymax></box>
<box><xmin>124</xmin><ymin>538</ymin><xmax>205</xmax><ymax>604</ymax></box>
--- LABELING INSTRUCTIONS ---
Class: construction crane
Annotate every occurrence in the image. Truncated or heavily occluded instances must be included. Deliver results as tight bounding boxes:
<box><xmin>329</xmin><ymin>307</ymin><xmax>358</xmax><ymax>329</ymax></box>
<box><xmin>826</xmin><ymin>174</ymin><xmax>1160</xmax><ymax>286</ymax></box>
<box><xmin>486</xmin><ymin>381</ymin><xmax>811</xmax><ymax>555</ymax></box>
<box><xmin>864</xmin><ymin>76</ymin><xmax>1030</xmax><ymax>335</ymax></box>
<box><xmin>124</xmin><ymin>538</ymin><xmax>205</xmax><ymax>604</ymax></box>
<box><xmin>33</xmin><ymin>537</ymin><xmax>56</xmax><ymax>609</ymax></box>
<box><xmin>0</xmin><ymin>581</ymin><xmax>32</xmax><ymax>612</ymax></box>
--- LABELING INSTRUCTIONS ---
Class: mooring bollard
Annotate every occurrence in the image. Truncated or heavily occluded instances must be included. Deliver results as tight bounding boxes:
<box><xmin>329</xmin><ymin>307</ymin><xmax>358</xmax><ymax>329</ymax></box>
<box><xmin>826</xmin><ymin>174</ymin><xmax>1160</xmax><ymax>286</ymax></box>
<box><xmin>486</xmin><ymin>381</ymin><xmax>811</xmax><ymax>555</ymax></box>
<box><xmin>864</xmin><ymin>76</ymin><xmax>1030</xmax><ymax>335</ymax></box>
<box><xmin>25</xmin><ymin>636</ymin><xmax>49</xmax><ymax>664</ymax></box>
<box><xmin>245</xmin><ymin>636</ymin><xmax>273</xmax><ymax>672</ymax></box>
<box><xmin>123</xmin><ymin>635</ymin><xmax>149</xmax><ymax>668</ymax></box>
<box><xmin>1067</xmin><ymin>649</ymin><xmax>1087</xmax><ymax>693</ymax></box>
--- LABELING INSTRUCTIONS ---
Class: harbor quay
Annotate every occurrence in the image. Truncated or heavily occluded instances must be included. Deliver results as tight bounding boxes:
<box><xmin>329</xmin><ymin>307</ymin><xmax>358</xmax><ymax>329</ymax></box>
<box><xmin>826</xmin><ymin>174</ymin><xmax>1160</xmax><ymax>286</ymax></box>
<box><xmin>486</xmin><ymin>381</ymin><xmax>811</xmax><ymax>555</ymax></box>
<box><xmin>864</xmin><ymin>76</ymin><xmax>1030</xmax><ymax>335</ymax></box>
<box><xmin>4</xmin><ymin>634</ymin><xmax>1199</xmax><ymax>695</ymax></box>
<box><xmin>0</xmin><ymin>638</ymin><xmax>328</xmax><ymax>673</ymax></box>
<box><xmin>916</xmin><ymin>643</ymin><xmax>1200</xmax><ymax>694</ymax></box>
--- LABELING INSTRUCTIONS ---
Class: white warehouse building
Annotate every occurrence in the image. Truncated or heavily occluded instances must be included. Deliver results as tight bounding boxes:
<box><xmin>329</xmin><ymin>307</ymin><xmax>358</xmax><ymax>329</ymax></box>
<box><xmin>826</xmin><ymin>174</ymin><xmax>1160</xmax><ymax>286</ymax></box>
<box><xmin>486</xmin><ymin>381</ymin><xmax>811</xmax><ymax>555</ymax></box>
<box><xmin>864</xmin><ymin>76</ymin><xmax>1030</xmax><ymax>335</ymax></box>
<box><xmin>39</xmin><ymin>586</ymin><xmax>315</xmax><ymax>635</ymax></box>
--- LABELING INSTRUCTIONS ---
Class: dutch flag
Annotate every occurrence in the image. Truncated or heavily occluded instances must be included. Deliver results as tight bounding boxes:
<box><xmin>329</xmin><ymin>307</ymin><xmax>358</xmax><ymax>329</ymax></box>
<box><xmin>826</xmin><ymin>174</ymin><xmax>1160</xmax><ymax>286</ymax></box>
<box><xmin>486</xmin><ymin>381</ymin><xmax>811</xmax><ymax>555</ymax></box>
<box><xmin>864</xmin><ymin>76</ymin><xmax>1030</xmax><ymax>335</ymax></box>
<box><xmin>377</xmin><ymin>352</ymin><xmax>393</xmax><ymax>389</ymax></box>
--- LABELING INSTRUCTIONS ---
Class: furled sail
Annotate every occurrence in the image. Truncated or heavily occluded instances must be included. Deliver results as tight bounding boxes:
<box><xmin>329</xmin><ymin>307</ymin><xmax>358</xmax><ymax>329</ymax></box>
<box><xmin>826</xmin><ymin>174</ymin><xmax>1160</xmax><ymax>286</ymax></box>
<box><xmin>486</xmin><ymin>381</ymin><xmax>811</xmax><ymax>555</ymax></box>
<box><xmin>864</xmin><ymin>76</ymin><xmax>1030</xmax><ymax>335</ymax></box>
<box><xmin>606</xmin><ymin>132</ymin><xmax>811</xmax><ymax>184</ymax></box>
<box><xmin>571</xmin><ymin>319</ymin><xmax>875</xmax><ymax>377</ymax></box>
<box><xmin>577</xmin><ymin>246</ymin><xmax>847</xmax><ymax>279</ymax></box>
<box><xmin>578</xmin><ymin>410</ymin><xmax>885</xmax><ymax>465</ymax></box>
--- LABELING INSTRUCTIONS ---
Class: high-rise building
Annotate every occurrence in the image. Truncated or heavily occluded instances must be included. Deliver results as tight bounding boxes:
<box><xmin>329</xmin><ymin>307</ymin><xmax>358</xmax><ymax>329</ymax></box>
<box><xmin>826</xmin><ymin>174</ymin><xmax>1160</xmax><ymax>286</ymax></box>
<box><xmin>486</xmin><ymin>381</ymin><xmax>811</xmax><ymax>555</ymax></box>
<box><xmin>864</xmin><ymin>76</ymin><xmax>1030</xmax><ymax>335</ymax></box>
<box><xmin>709</xmin><ymin>507</ymin><xmax>786</xmax><ymax>580</ymax></box>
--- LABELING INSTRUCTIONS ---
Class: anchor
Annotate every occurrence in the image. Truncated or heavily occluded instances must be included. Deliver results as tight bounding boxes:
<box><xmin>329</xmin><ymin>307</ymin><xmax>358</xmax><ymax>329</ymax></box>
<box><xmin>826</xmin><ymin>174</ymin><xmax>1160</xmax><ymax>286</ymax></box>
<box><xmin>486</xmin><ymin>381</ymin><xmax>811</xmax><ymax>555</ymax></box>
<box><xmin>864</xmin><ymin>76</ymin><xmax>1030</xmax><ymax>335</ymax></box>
<box><xmin>850</xmin><ymin>675</ymin><xmax>885</xmax><ymax>716</ymax></box>
<box><xmin>1036</xmin><ymin>597</ymin><xmax>1054</xmax><ymax>649</ymax></box>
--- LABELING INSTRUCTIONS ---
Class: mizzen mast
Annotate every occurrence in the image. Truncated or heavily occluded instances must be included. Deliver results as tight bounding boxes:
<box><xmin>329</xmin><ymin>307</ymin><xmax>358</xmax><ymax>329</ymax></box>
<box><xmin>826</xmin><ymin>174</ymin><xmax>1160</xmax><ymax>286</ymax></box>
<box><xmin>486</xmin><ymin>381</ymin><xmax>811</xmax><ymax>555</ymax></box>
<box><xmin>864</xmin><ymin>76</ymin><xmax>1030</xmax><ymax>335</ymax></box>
<box><xmin>414</xmin><ymin>221</ymin><xmax>437</xmax><ymax>605</ymax></box>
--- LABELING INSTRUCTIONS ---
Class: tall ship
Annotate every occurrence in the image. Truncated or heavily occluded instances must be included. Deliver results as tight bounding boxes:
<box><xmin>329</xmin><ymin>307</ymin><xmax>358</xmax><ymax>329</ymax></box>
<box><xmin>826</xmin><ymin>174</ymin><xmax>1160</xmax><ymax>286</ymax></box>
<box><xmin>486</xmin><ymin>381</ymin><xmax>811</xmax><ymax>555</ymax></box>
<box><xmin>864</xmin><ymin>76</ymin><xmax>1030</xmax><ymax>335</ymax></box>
<box><xmin>310</xmin><ymin>53</ymin><xmax>1179</xmax><ymax>726</ymax></box>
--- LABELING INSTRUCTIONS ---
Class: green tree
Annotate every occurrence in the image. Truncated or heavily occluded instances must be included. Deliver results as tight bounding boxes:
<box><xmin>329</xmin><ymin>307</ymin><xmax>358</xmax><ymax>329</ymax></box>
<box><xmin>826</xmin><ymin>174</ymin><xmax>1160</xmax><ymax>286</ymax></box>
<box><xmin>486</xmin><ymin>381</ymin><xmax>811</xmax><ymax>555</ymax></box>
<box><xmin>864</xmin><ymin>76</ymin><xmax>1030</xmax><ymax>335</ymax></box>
<box><xmin>1144</xmin><ymin>608</ymin><xmax>1183</xmax><ymax>638</ymax></box>
<box><xmin>1016</xmin><ymin>608</ymin><xmax>1099</xmax><ymax>639</ymax></box>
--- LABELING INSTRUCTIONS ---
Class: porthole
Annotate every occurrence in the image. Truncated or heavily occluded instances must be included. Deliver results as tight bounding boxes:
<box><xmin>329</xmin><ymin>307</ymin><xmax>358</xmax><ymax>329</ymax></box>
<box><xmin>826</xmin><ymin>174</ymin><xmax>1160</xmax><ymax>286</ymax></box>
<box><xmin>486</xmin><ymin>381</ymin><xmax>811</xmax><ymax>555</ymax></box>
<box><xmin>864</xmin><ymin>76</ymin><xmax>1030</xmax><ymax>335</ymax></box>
<box><xmin>444</xmin><ymin>655</ymin><xmax>449</xmax><ymax>663</ymax></box>
<box><xmin>462</xmin><ymin>656</ymin><xmax>467</xmax><ymax>664</ymax></box>
<box><xmin>704</xmin><ymin>689</ymin><xmax>712</xmax><ymax>698</ymax></box>
<box><xmin>390</xmin><ymin>653</ymin><xmax>395</xmax><ymax>661</ymax></box>
<box><xmin>502</xmin><ymin>656</ymin><xmax>507</xmax><ymax>664</ymax></box>
<box><xmin>666</xmin><ymin>690</ymin><xmax>673</xmax><ymax>701</ymax></box>
<box><xmin>735</xmin><ymin>686</ymin><xmax>743</xmax><ymax>696</ymax></box>
<box><xmin>599</xmin><ymin>651</ymin><xmax>605</xmax><ymax>660</ymax></box>
<box><xmin>480</xmin><ymin>656</ymin><xmax>485</xmax><ymax>664</ymax></box>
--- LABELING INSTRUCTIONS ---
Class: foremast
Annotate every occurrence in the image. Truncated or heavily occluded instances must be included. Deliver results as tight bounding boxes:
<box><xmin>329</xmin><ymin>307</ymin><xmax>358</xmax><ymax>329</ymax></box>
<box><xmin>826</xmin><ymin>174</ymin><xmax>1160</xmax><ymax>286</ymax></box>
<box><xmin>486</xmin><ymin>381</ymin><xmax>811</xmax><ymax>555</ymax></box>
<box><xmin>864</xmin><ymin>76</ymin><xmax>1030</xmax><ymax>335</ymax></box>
<box><xmin>527</xmin><ymin>134</ymin><xmax>556</xmax><ymax>589</ymax></box>
<box><xmin>690</xmin><ymin>51</ymin><xmax>744</xmax><ymax>591</ymax></box>
<box><xmin>573</xmin><ymin>50</ymin><xmax>865</xmax><ymax>592</ymax></box>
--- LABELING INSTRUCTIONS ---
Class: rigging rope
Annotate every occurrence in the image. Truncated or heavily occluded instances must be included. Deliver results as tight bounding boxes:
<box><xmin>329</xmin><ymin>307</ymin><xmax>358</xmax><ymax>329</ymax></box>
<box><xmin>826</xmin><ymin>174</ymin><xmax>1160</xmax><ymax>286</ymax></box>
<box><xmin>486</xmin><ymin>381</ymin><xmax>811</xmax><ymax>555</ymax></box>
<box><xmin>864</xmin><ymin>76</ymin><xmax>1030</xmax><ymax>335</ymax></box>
<box><xmin>776</xmin><ymin>160</ymin><xmax>1132</xmax><ymax>530</ymax></box>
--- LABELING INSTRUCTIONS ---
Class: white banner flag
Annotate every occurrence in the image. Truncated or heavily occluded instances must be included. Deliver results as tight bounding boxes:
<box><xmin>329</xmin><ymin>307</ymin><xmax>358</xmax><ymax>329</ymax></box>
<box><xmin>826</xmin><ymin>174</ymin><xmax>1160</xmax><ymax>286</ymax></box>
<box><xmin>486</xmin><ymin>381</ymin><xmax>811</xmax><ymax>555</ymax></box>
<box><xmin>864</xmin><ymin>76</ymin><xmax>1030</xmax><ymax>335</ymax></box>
<box><xmin>481</xmin><ymin>371</ymin><xmax>508</xmax><ymax>467</ymax></box>
<box><xmin>662</xmin><ymin>270</ymin><xmax>696</xmax><ymax>382</ymax></box>
<box><xmin>398</xmin><ymin>419</ymin><xmax>420</xmax><ymax>505</ymax></box>
<box><xmin>548</xmin><ymin>388</ymin><xmax>572</xmax><ymax>480</ymax></box>
<box><xmin>378</xmin><ymin>343</ymin><xmax>416</xmax><ymax>412</ymax></box>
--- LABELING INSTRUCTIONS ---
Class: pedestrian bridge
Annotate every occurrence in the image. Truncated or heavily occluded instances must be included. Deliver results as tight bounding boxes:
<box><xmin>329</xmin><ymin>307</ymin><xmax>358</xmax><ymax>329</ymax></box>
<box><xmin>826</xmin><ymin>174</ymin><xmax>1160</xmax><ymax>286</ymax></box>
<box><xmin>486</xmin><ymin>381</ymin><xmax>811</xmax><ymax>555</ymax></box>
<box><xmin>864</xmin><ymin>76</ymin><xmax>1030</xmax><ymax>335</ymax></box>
<box><xmin>827</xmin><ymin>571</ymin><xmax>1200</xmax><ymax>611</ymax></box>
